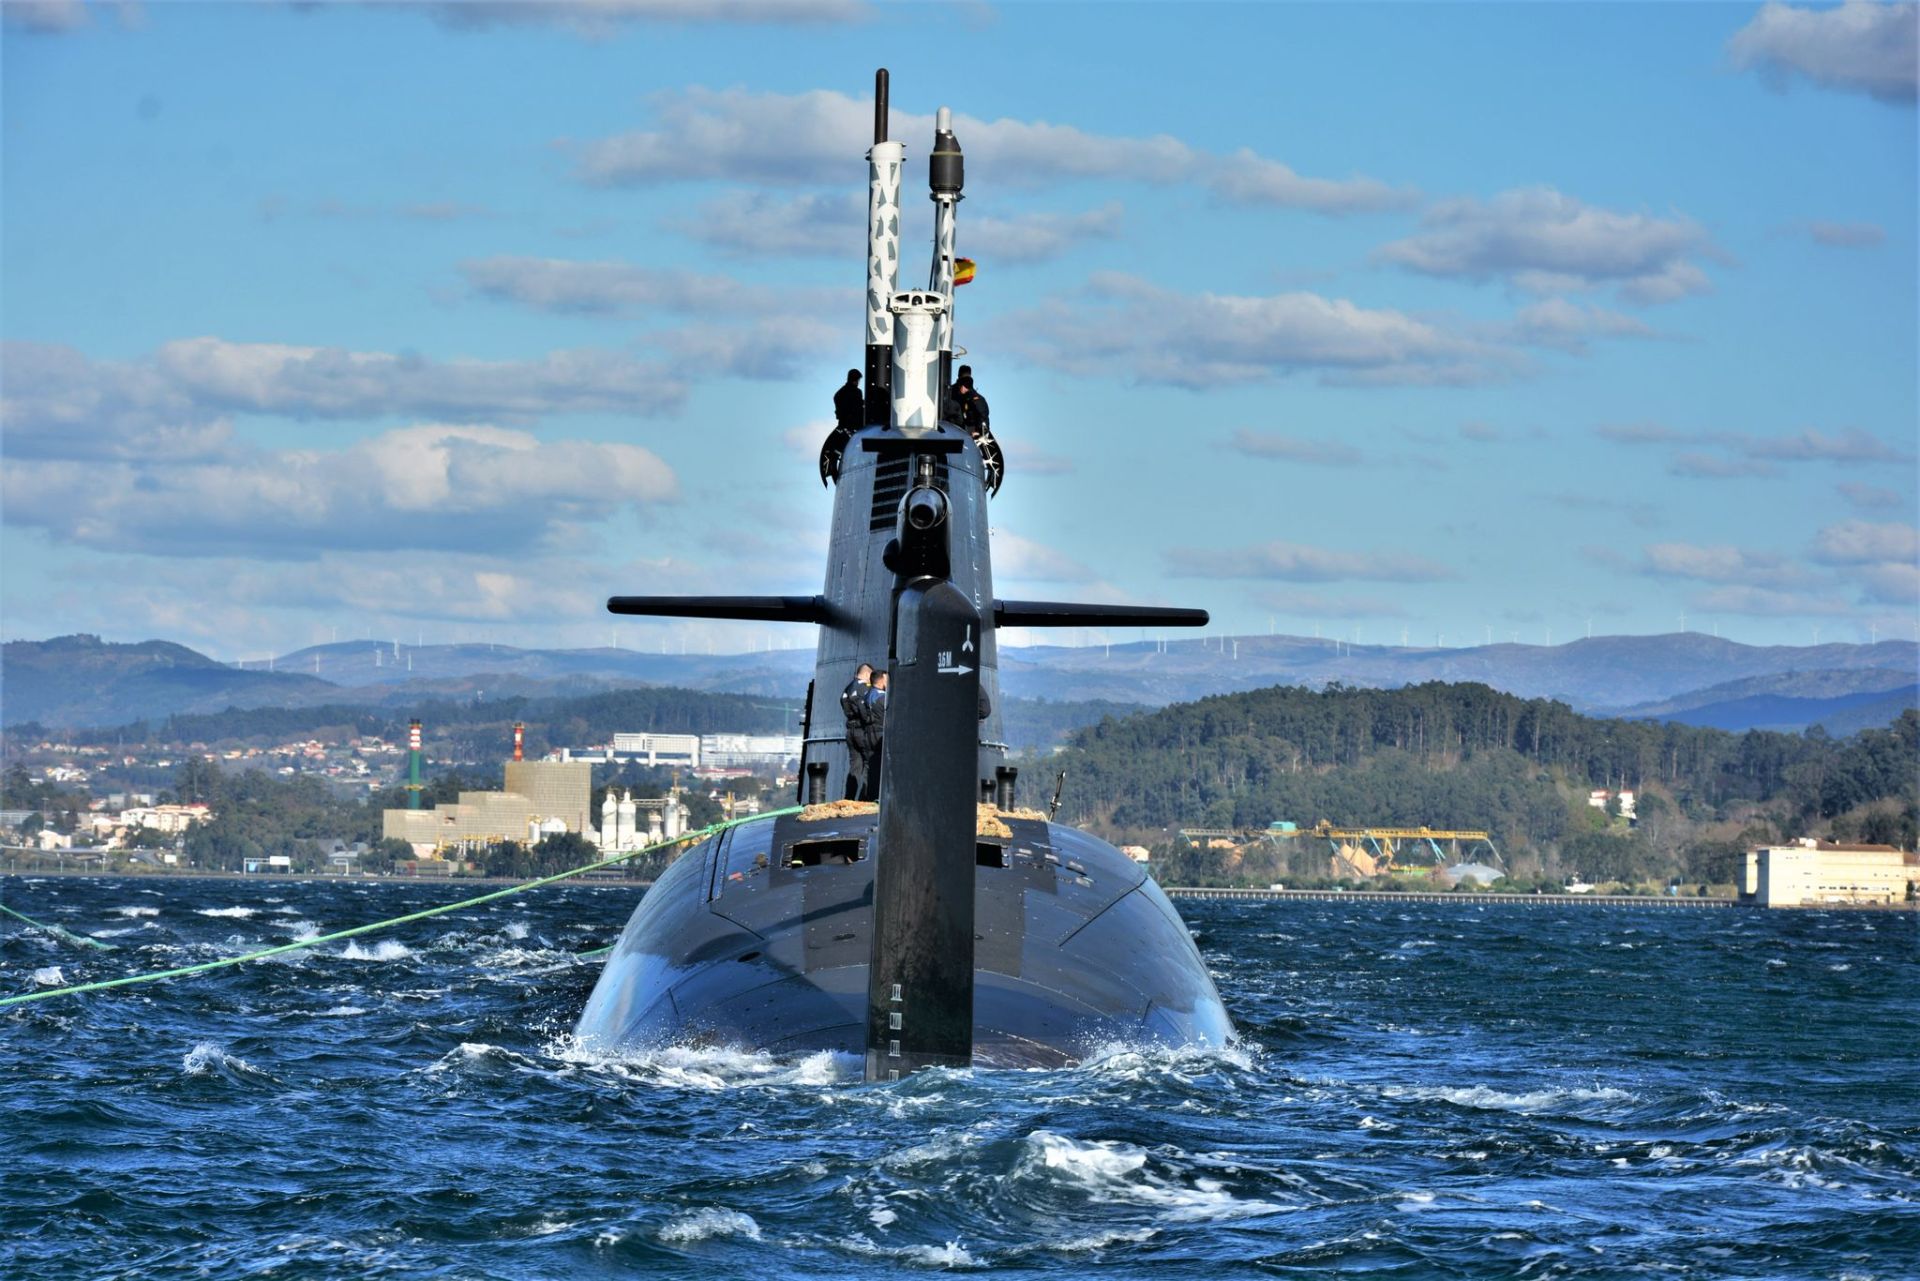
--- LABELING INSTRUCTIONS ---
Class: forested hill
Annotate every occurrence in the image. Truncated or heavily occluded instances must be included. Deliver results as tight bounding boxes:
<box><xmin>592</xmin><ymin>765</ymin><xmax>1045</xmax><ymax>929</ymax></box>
<box><xmin>1046</xmin><ymin>682</ymin><xmax>1919</xmax><ymax>857</ymax></box>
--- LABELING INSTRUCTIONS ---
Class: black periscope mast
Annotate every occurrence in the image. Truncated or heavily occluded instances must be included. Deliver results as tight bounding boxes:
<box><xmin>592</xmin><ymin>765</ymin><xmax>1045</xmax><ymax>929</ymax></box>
<box><xmin>574</xmin><ymin>70</ymin><xmax>1231</xmax><ymax>1079</ymax></box>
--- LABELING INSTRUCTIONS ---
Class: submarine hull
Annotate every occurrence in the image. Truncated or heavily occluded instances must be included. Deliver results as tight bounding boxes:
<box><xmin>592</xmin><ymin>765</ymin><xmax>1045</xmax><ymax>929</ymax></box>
<box><xmin>574</xmin><ymin>809</ymin><xmax>1232</xmax><ymax>1067</ymax></box>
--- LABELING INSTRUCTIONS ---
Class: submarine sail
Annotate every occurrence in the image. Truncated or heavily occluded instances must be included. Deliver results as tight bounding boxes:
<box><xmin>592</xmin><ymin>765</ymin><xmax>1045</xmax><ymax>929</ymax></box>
<box><xmin>576</xmin><ymin>70</ymin><xmax>1231</xmax><ymax>1077</ymax></box>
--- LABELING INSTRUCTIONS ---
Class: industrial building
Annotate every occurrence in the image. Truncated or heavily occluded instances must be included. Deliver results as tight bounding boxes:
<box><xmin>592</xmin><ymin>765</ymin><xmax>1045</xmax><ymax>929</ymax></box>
<box><xmin>698</xmin><ymin>733</ymin><xmax>803</xmax><ymax>770</ymax></box>
<box><xmin>383</xmin><ymin>720</ymin><xmax>594</xmax><ymax>856</ymax></box>
<box><xmin>599</xmin><ymin>788</ymin><xmax>691</xmax><ymax>852</ymax></box>
<box><xmin>610</xmin><ymin>733</ymin><xmax>700</xmax><ymax>768</ymax></box>
<box><xmin>1741</xmin><ymin>840</ymin><xmax>1917</xmax><ymax>907</ymax></box>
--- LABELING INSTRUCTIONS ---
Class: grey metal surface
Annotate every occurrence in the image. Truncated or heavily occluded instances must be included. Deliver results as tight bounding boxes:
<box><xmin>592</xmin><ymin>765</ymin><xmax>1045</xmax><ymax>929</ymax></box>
<box><xmin>574</xmin><ymin>812</ymin><xmax>1233</xmax><ymax>1066</ymax></box>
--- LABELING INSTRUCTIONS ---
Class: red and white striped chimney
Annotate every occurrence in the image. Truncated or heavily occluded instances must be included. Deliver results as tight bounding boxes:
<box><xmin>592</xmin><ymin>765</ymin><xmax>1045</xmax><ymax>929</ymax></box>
<box><xmin>513</xmin><ymin>722</ymin><xmax>525</xmax><ymax>762</ymax></box>
<box><xmin>408</xmin><ymin>719</ymin><xmax>422</xmax><ymax>753</ymax></box>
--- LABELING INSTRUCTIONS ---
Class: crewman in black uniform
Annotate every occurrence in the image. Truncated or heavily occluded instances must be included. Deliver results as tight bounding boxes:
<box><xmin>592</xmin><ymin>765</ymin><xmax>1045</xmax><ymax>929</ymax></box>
<box><xmin>864</xmin><ymin>670</ymin><xmax>888</xmax><ymax>801</ymax></box>
<box><xmin>951</xmin><ymin>365</ymin><xmax>989</xmax><ymax>436</ymax></box>
<box><xmin>840</xmin><ymin>662</ymin><xmax>875</xmax><ymax>801</ymax></box>
<box><xmin>833</xmin><ymin>369</ymin><xmax>863</xmax><ymax>433</ymax></box>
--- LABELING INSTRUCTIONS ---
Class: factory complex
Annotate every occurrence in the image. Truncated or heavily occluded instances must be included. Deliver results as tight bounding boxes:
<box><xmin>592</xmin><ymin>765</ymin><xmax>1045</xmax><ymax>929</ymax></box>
<box><xmin>1740</xmin><ymin>841</ymin><xmax>1918</xmax><ymax>908</ymax></box>
<box><xmin>379</xmin><ymin>719</ymin><xmax>719</xmax><ymax>859</ymax></box>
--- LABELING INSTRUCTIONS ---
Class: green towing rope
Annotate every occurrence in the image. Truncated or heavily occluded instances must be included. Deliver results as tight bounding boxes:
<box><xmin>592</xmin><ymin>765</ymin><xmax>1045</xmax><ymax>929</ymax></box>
<box><xmin>0</xmin><ymin>901</ymin><xmax>119</xmax><ymax>953</ymax></box>
<box><xmin>1</xmin><ymin>807</ymin><xmax>799</xmax><ymax>1009</ymax></box>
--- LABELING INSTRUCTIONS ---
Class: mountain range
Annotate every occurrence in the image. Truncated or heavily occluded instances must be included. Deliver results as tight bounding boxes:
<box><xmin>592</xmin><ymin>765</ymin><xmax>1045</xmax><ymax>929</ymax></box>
<box><xmin>3</xmin><ymin>631</ymin><xmax>1914</xmax><ymax>735</ymax></box>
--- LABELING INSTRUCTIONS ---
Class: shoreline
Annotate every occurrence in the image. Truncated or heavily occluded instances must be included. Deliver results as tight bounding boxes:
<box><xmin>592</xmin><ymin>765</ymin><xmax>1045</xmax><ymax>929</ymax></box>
<box><xmin>9</xmin><ymin>867</ymin><xmax>1910</xmax><ymax>911</ymax></box>
<box><xmin>0</xmin><ymin>866</ymin><xmax>653</xmax><ymax>889</ymax></box>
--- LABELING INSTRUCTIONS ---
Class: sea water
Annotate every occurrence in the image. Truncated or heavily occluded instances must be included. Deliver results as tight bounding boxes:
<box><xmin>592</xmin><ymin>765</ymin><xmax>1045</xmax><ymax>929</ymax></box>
<box><xmin>3</xmin><ymin>876</ymin><xmax>1916</xmax><ymax>1278</ymax></box>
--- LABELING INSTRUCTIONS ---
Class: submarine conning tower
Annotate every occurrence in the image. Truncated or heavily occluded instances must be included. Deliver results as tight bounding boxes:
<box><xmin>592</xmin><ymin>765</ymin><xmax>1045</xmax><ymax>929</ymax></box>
<box><xmin>599</xmin><ymin>69</ymin><xmax>1213</xmax><ymax>1080</ymax></box>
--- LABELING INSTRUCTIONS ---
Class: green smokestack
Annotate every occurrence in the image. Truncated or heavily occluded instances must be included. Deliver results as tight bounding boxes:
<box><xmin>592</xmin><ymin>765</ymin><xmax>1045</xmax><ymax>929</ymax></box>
<box><xmin>406</xmin><ymin>718</ymin><xmax>423</xmax><ymax>810</ymax></box>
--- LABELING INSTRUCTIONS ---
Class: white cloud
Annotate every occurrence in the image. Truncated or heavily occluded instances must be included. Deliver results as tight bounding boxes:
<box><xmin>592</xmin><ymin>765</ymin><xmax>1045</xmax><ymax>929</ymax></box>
<box><xmin>1836</xmin><ymin>481</ymin><xmax>1909</xmax><ymax>511</ymax></box>
<box><xmin>406</xmin><ymin>0</ymin><xmax>871</xmax><ymax>36</ymax></box>
<box><xmin>1595</xmin><ymin>422</ymin><xmax>1912</xmax><ymax>469</ymax></box>
<box><xmin>1001</xmin><ymin>440</ymin><xmax>1074</xmax><ymax>476</ymax></box>
<box><xmin>156</xmin><ymin>336</ymin><xmax>680</xmax><ymax>421</ymax></box>
<box><xmin>1167</xmin><ymin>540</ymin><xmax>1458</xmax><ymax>583</ymax></box>
<box><xmin>672</xmin><ymin>190</ymin><xmax>863</xmax><ymax>257</ymax></box>
<box><xmin>1640</xmin><ymin>542</ymin><xmax>1811</xmax><ymax>587</ymax></box>
<box><xmin>1</xmin><ymin>338</ymin><xmax>688</xmax><ymax>455</ymax></box>
<box><xmin>991</xmin><ymin>530</ymin><xmax>1097</xmax><ymax>584</ymax></box>
<box><xmin>1</xmin><ymin>1</ymin><xmax>91</xmax><ymax>32</ymax></box>
<box><xmin>1223</xmin><ymin>429</ymin><xmax>1366</xmax><ymax>466</ymax></box>
<box><xmin>1728</xmin><ymin>1</ymin><xmax>1918</xmax><ymax>103</ymax></box>
<box><xmin>1509</xmin><ymin>298</ymin><xmax>1656</xmax><ymax>352</ymax></box>
<box><xmin>996</xmin><ymin>273</ymin><xmax>1515</xmax><ymax>388</ymax></box>
<box><xmin>1805</xmin><ymin>220</ymin><xmax>1886</xmax><ymax>248</ymax></box>
<box><xmin>1689</xmin><ymin>585</ymin><xmax>1852</xmax><ymax>616</ymax></box>
<box><xmin>571</xmin><ymin>87</ymin><xmax>1412</xmax><ymax>214</ymax></box>
<box><xmin>460</xmin><ymin>254</ymin><xmax>850</xmax><ymax>315</ymax></box>
<box><xmin>674</xmin><ymin>191</ymin><xmax>1124</xmax><ymax>266</ymax></box>
<box><xmin>1853</xmin><ymin>561</ymin><xmax>1920</xmax><ymax>605</ymax></box>
<box><xmin>1744</xmin><ymin>427</ymin><xmax>1911</xmax><ymax>463</ymax></box>
<box><xmin>2</xmin><ymin>424</ymin><xmax>677</xmax><ymax>559</ymax></box>
<box><xmin>1</xmin><ymin>340</ymin><xmax>233</xmax><ymax>460</ymax></box>
<box><xmin>1254</xmin><ymin>589</ymin><xmax>1409</xmax><ymax>619</ymax></box>
<box><xmin>1668</xmin><ymin>452</ymin><xmax>1775</xmax><ymax>479</ymax></box>
<box><xmin>1809</xmin><ymin>520</ymin><xmax>1920</xmax><ymax>565</ymax></box>
<box><xmin>1376</xmin><ymin>187</ymin><xmax>1717</xmax><ymax>305</ymax></box>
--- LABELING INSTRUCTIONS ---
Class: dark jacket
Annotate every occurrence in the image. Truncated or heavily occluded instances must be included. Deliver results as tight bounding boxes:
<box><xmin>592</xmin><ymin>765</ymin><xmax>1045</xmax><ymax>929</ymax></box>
<box><xmin>833</xmin><ymin>382</ymin><xmax>863</xmax><ymax>431</ymax></box>
<box><xmin>841</xmin><ymin>677</ymin><xmax>877</xmax><ymax>749</ymax></box>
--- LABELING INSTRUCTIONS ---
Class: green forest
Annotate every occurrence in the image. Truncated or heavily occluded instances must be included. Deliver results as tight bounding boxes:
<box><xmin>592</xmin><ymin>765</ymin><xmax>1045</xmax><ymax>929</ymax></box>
<box><xmin>1037</xmin><ymin>682</ymin><xmax>1918</xmax><ymax>890</ymax></box>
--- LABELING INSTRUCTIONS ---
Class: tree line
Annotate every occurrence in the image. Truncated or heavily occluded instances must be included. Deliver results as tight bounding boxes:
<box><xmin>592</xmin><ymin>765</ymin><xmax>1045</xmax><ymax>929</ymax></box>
<box><xmin>1039</xmin><ymin>682</ymin><xmax>1917</xmax><ymax>886</ymax></box>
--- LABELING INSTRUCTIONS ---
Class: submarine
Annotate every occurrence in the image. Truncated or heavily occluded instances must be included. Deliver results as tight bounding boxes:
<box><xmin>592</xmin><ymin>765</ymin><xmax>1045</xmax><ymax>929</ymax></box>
<box><xmin>574</xmin><ymin>71</ymin><xmax>1232</xmax><ymax>1079</ymax></box>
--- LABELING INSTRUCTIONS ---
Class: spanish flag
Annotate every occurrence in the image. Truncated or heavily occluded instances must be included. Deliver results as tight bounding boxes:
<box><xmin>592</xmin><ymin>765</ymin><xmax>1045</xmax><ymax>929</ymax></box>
<box><xmin>953</xmin><ymin>257</ymin><xmax>976</xmax><ymax>287</ymax></box>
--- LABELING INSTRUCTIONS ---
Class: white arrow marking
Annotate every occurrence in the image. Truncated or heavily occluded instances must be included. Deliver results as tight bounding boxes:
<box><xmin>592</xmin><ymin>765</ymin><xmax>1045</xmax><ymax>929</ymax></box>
<box><xmin>938</xmin><ymin>664</ymin><xmax>974</xmax><ymax>677</ymax></box>
<box><xmin>961</xmin><ymin>625</ymin><xmax>975</xmax><ymax>654</ymax></box>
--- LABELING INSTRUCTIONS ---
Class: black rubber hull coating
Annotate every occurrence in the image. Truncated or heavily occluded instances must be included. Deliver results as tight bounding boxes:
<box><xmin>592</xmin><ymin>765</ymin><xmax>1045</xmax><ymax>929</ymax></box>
<box><xmin>573</xmin><ymin>811</ymin><xmax>1234</xmax><ymax>1069</ymax></box>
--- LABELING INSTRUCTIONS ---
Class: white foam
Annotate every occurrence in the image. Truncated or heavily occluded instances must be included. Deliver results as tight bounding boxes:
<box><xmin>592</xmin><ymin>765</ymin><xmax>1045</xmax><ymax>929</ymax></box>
<box><xmin>505</xmin><ymin>921</ymin><xmax>530</xmax><ymax>940</ymax></box>
<box><xmin>1017</xmin><ymin>1130</ymin><xmax>1286</xmax><ymax>1224</ymax></box>
<box><xmin>318</xmin><ymin>1005</ymin><xmax>366</xmax><ymax>1017</ymax></box>
<box><xmin>196</xmin><ymin>906</ymin><xmax>257</xmax><ymax>919</ymax></box>
<box><xmin>340</xmin><ymin>940</ymin><xmax>412</xmax><ymax>961</ymax></box>
<box><xmin>1384</xmin><ymin>1084</ymin><xmax>1634</xmax><ymax>1114</ymax></box>
<box><xmin>182</xmin><ymin>1041</ymin><xmax>254</xmax><ymax>1075</ymax></box>
<box><xmin>657</xmin><ymin>1208</ymin><xmax>762</xmax><ymax>1244</ymax></box>
<box><xmin>1041</xmin><ymin>1227</ymin><xmax>1158</xmax><ymax>1254</ymax></box>
<box><xmin>31</xmin><ymin>966</ymin><xmax>65</xmax><ymax>987</ymax></box>
<box><xmin>551</xmin><ymin>1037</ymin><xmax>858</xmax><ymax>1091</ymax></box>
<box><xmin>113</xmin><ymin>906</ymin><xmax>159</xmax><ymax>918</ymax></box>
<box><xmin>837</xmin><ymin>1235</ymin><xmax>977</xmax><ymax>1268</ymax></box>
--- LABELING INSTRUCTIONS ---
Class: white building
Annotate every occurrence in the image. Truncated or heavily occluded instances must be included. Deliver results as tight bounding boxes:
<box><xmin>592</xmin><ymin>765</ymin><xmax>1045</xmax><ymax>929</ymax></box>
<box><xmin>611</xmin><ymin>733</ymin><xmax>701</xmax><ymax>768</ymax></box>
<box><xmin>597</xmin><ymin>788</ymin><xmax>689</xmax><ymax>853</ymax></box>
<box><xmin>120</xmin><ymin>804</ymin><xmax>212</xmax><ymax>834</ymax></box>
<box><xmin>699</xmin><ymin>734</ymin><xmax>803</xmax><ymax>770</ymax></box>
<box><xmin>1742</xmin><ymin>840</ymin><xmax>1917</xmax><ymax>907</ymax></box>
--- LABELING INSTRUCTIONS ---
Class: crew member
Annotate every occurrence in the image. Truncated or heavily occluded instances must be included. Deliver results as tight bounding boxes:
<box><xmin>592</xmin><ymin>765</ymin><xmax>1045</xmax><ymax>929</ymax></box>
<box><xmin>951</xmin><ymin>365</ymin><xmax>989</xmax><ymax>436</ymax></box>
<box><xmin>840</xmin><ymin>662</ymin><xmax>875</xmax><ymax>800</ymax></box>
<box><xmin>832</xmin><ymin>369</ymin><xmax>863</xmax><ymax>433</ymax></box>
<box><xmin>863</xmin><ymin>669</ymin><xmax>888</xmax><ymax>800</ymax></box>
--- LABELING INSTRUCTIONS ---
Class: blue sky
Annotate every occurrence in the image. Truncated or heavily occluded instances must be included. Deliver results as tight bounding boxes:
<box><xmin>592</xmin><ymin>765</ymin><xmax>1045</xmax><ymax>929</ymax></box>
<box><xmin>3</xmin><ymin>0</ymin><xmax>1915</xmax><ymax>661</ymax></box>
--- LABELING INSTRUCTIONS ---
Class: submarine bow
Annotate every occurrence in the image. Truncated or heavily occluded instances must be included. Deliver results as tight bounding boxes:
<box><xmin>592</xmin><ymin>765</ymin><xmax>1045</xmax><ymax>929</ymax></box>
<box><xmin>575</xmin><ymin>70</ymin><xmax>1231</xmax><ymax>1078</ymax></box>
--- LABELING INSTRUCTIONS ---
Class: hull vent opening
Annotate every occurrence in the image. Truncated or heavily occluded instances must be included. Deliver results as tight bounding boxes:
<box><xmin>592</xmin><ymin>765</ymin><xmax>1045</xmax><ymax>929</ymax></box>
<box><xmin>787</xmin><ymin>838</ymin><xmax>864</xmax><ymax>867</ymax></box>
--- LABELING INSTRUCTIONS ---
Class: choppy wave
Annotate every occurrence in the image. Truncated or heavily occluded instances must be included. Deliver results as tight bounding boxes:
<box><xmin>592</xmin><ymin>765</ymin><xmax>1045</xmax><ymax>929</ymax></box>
<box><xmin>4</xmin><ymin>878</ymin><xmax>1915</xmax><ymax>1281</ymax></box>
<box><xmin>339</xmin><ymin>940</ymin><xmax>412</xmax><ymax>961</ymax></box>
<box><xmin>657</xmin><ymin>1207</ymin><xmax>763</xmax><ymax>1244</ymax></box>
<box><xmin>195</xmin><ymin>906</ymin><xmax>258</xmax><ymax>919</ymax></box>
